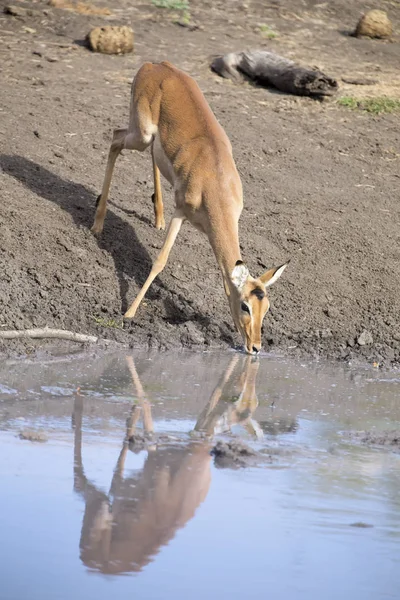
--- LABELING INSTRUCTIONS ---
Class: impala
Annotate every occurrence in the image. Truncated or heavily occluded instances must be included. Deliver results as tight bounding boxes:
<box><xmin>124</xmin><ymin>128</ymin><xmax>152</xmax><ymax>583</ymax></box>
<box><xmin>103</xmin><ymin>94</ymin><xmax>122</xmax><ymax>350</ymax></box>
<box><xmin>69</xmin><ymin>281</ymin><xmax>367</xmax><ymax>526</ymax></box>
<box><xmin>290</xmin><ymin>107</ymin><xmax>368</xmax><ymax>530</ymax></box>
<box><xmin>92</xmin><ymin>61</ymin><xmax>288</xmax><ymax>354</ymax></box>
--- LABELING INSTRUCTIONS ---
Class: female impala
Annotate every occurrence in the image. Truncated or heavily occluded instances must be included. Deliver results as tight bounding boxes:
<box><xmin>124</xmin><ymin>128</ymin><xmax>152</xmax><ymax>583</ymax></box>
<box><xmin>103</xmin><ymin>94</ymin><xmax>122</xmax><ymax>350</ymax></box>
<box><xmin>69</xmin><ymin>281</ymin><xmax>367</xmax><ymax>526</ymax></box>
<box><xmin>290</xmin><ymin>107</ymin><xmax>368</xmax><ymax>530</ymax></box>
<box><xmin>92</xmin><ymin>61</ymin><xmax>288</xmax><ymax>354</ymax></box>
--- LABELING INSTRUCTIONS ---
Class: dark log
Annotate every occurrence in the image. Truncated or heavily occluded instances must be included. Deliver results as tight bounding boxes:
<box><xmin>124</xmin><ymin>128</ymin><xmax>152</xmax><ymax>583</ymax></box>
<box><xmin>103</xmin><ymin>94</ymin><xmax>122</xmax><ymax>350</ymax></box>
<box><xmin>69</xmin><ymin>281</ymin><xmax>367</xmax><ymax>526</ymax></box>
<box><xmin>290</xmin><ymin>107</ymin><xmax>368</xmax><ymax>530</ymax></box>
<box><xmin>211</xmin><ymin>50</ymin><xmax>338</xmax><ymax>98</ymax></box>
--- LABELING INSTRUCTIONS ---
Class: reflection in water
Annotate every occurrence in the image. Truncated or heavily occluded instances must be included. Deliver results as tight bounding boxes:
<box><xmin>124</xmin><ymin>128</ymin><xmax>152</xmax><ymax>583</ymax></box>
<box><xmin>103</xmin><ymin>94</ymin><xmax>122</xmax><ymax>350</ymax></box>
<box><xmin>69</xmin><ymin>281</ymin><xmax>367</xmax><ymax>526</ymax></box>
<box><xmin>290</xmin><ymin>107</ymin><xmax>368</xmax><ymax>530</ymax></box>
<box><xmin>1</xmin><ymin>352</ymin><xmax>399</xmax><ymax>599</ymax></box>
<box><xmin>73</xmin><ymin>355</ymin><xmax>263</xmax><ymax>574</ymax></box>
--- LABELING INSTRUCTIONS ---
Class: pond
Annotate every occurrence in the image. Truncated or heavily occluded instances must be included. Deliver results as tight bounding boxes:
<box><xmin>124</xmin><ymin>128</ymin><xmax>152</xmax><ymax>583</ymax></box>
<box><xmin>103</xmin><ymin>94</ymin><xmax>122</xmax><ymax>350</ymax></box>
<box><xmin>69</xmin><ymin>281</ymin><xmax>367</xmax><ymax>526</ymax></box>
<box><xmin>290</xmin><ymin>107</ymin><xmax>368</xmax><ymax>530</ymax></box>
<box><xmin>0</xmin><ymin>351</ymin><xmax>399</xmax><ymax>600</ymax></box>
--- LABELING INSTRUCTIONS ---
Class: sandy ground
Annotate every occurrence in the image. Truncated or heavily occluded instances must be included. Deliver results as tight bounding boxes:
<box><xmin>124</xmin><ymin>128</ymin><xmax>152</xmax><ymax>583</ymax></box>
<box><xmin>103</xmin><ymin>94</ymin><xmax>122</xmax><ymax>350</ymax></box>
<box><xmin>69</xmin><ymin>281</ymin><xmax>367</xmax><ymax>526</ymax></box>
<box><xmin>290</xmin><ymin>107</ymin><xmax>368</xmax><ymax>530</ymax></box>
<box><xmin>0</xmin><ymin>0</ymin><xmax>399</xmax><ymax>365</ymax></box>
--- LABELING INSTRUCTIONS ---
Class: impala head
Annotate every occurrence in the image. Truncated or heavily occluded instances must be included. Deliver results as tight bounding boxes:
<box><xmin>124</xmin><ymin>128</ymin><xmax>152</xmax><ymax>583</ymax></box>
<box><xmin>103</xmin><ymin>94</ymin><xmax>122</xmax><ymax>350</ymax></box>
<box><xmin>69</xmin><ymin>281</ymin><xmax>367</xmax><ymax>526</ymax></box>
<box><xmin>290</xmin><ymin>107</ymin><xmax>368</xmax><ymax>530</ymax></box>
<box><xmin>229</xmin><ymin>260</ymin><xmax>288</xmax><ymax>355</ymax></box>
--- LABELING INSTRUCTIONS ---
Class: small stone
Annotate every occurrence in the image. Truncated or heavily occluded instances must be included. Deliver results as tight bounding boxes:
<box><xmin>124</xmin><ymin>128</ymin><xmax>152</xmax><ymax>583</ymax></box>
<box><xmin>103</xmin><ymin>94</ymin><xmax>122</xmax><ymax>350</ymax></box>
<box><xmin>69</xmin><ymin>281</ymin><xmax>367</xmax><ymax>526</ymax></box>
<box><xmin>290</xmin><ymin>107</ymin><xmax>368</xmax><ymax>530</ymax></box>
<box><xmin>385</xmin><ymin>347</ymin><xmax>395</xmax><ymax>360</ymax></box>
<box><xmin>211</xmin><ymin>440</ymin><xmax>257</xmax><ymax>468</ymax></box>
<box><xmin>325</xmin><ymin>306</ymin><xmax>339</xmax><ymax>319</ymax></box>
<box><xmin>4</xmin><ymin>5</ymin><xmax>28</xmax><ymax>17</ymax></box>
<box><xmin>87</xmin><ymin>26</ymin><xmax>134</xmax><ymax>55</ymax></box>
<box><xmin>357</xmin><ymin>330</ymin><xmax>373</xmax><ymax>346</ymax></box>
<box><xmin>354</xmin><ymin>10</ymin><xmax>393</xmax><ymax>39</ymax></box>
<box><xmin>320</xmin><ymin>328</ymin><xmax>332</xmax><ymax>339</ymax></box>
<box><xmin>179</xmin><ymin>321</ymin><xmax>205</xmax><ymax>346</ymax></box>
<box><xmin>174</xmin><ymin>20</ymin><xmax>199</xmax><ymax>32</ymax></box>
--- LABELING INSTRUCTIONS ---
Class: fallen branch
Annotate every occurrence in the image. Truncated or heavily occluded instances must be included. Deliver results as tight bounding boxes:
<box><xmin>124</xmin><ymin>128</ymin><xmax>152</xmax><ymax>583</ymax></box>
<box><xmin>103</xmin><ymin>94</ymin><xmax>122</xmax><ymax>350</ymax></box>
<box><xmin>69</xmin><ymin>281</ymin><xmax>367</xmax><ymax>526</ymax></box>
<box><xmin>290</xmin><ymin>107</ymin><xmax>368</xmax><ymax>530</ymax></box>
<box><xmin>0</xmin><ymin>328</ymin><xmax>98</xmax><ymax>343</ymax></box>
<box><xmin>341</xmin><ymin>77</ymin><xmax>378</xmax><ymax>86</ymax></box>
<box><xmin>211</xmin><ymin>50</ymin><xmax>338</xmax><ymax>98</ymax></box>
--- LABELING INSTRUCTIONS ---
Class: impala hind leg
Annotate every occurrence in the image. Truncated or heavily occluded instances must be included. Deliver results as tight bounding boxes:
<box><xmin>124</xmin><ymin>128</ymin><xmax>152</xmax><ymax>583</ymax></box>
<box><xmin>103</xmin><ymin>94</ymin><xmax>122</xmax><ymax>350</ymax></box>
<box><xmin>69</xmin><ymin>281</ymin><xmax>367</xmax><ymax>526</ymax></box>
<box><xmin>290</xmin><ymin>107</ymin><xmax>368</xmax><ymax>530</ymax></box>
<box><xmin>124</xmin><ymin>211</ymin><xmax>185</xmax><ymax>319</ymax></box>
<box><xmin>151</xmin><ymin>145</ymin><xmax>165</xmax><ymax>230</ymax></box>
<box><xmin>92</xmin><ymin>127</ymin><xmax>151</xmax><ymax>235</ymax></box>
<box><xmin>92</xmin><ymin>128</ymin><xmax>127</xmax><ymax>235</ymax></box>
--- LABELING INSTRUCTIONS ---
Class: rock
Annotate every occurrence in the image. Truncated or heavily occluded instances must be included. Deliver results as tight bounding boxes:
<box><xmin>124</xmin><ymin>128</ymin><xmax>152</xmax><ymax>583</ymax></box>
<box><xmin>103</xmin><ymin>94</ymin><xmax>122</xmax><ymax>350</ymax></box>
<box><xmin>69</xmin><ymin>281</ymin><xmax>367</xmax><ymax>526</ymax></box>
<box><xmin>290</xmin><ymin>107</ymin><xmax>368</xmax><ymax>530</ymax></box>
<box><xmin>87</xmin><ymin>26</ymin><xmax>134</xmax><ymax>55</ymax></box>
<box><xmin>324</xmin><ymin>306</ymin><xmax>339</xmax><ymax>319</ymax></box>
<box><xmin>211</xmin><ymin>440</ymin><xmax>257</xmax><ymax>468</ymax></box>
<box><xmin>128</xmin><ymin>432</ymin><xmax>148</xmax><ymax>453</ymax></box>
<box><xmin>4</xmin><ymin>5</ymin><xmax>28</xmax><ymax>17</ymax></box>
<box><xmin>354</xmin><ymin>10</ymin><xmax>393</xmax><ymax>39</ymax></box>
<box><xmin>357</xmin><ymin>330</ymin><xmax>373</xmax><ymax>346</ymax></box>
<box><xmin>179</xmin><ymin>321</ymin><xmax>205</xmax><ymax>346</ymax></box>
<box><xmin>385</xmin><ymin>346</ymin><xmax>395</xmax><ymax>360</ymax></box>
<box><xmin>320</xmin><ymin>328</ymin><xmax>332</xmax><ymax>339</ymax></box>
<box><xmin>340</xmin><ymin>346</ymin><xmax>351</xmax><ymax>359</ymax></box>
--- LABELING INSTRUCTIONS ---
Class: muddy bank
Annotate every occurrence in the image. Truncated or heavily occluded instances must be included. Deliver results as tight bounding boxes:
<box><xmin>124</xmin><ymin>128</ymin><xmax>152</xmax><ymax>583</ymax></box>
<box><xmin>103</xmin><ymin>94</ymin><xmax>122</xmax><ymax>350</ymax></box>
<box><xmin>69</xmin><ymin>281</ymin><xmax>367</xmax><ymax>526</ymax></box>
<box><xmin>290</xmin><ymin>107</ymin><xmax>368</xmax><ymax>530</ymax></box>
<box><xmin>345</xmin><ymin>430</ymin><xmax>400</xmax><ymax>452</ymax></box>
<box><xmin>0</xmin><ymin>0</ymin><xmax>399</xmax><ymax>365</ymax></box>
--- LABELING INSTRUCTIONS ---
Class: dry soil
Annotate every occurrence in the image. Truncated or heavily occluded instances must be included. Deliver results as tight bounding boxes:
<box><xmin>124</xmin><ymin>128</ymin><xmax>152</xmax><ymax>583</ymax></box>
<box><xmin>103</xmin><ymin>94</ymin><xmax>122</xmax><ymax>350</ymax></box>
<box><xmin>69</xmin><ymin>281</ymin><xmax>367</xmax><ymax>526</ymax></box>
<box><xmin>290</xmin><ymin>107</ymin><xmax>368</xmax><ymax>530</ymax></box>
<box><xmin>0</xmin><ymin>0</ymin><xmax>399</xmax><ymax>365</ymax></box>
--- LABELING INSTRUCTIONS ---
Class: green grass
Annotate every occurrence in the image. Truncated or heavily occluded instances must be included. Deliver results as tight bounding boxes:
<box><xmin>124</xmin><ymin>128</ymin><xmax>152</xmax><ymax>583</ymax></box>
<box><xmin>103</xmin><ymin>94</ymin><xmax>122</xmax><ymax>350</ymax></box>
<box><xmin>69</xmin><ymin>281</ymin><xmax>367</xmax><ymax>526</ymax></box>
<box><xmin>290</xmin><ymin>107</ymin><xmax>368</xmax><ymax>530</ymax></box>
<box><xmin>179</xmin><ymin>9</ymin><xmax>191</xmax><ymax>24</ymax></box>
<box><xmin>92</xmin><ymin>316</ymin><xmax>124</xmax><ymax>329</ymax></box>
<box><xmin>258</xmin><ymin>23</ymin><xmax>278</xmax><ymax>39</ymax></box>
<box><xmin>151</xmin><ymin>0</ymin><xmax>191</xmax><ymax>24</ymax></box>
<box><xmin>152</xmin><ymin>0</ymin><xmax>189</xmax><ymax>10</ymax></box>
<box><xmin>337</xmin><ymin>96</ymin><xmax>400</xmax><ymax>114</ymax></box>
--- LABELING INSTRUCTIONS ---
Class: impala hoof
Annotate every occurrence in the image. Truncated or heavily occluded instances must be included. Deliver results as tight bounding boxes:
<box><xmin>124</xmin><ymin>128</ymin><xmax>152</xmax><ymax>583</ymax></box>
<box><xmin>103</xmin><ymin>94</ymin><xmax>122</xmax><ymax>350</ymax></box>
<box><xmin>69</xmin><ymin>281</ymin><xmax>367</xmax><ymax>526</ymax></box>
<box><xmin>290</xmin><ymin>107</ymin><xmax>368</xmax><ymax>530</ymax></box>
<box><xmin>91</xmin><ymin>223</ymin><xmax>103</xmax><ymax>236</ymax></box>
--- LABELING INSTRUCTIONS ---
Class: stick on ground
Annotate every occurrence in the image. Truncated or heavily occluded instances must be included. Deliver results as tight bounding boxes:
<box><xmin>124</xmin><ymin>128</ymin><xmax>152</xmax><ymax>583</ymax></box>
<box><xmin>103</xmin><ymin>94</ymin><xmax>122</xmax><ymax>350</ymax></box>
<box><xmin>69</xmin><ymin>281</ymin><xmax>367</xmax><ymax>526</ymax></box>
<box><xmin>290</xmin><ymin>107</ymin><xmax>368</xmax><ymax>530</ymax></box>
<box><xmin>0</xmin><ymin>328</ymin><xmax>98</xmax><ymax>343</ymax></box>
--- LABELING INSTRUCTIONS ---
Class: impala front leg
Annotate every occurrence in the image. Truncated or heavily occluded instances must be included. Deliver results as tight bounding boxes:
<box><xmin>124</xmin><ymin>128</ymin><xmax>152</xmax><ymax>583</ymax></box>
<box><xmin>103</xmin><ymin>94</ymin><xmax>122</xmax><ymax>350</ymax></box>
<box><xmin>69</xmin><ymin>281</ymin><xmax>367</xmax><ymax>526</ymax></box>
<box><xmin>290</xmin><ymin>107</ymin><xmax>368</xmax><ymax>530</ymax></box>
<box><xmin>124</xmin><ymin>211</ymin><xmax>185</xmax><ymax>319</ymax></box>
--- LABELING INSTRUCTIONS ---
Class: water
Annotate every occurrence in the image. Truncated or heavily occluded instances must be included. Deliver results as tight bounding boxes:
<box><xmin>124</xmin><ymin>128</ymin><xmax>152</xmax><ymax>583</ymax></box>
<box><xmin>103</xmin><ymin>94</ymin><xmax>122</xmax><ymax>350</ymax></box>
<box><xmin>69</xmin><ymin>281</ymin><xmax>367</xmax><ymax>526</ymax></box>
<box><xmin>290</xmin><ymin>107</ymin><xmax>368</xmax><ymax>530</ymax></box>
<box><xmin>0</xmin><ymin>351</ymin><xmax>399</xmax><ymax>600</ymax></box>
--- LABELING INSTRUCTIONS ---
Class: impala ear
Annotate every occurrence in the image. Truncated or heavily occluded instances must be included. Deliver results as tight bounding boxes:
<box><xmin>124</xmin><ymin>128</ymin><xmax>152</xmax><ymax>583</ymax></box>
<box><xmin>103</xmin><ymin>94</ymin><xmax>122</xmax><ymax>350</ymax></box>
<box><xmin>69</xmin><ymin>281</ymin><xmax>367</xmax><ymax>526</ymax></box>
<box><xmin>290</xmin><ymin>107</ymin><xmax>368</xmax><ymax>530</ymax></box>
<box><xmin>231</xmin><ymin>260</ymin><xmax>250</xmax><ymax>292</ymax></box>
<box><xmin>260</xmin><ymin>261</ymin><xmax>289</xmax><ymax>289</ymax></box>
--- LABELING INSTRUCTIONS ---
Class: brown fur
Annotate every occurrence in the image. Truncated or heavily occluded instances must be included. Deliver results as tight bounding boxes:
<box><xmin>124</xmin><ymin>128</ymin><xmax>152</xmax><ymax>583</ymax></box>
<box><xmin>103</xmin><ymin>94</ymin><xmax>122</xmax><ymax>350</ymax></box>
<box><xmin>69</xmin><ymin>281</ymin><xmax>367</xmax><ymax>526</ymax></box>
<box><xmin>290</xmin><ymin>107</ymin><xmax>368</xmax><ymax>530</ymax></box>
<box><xmin>92</xmin><ymin>61</ymin><xmax>287</xmax><ymax>354</ymax></box>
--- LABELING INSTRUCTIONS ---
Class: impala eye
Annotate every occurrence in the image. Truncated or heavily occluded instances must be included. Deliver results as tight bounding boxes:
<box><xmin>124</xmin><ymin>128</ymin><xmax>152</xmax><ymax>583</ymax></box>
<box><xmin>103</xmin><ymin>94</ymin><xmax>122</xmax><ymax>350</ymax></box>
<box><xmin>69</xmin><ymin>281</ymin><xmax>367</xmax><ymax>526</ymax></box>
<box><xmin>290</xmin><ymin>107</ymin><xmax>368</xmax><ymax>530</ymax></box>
<box><xmin>241</xmin><ymin>302</ymin><xmax>250</xmax><ymax>314</ymax></box>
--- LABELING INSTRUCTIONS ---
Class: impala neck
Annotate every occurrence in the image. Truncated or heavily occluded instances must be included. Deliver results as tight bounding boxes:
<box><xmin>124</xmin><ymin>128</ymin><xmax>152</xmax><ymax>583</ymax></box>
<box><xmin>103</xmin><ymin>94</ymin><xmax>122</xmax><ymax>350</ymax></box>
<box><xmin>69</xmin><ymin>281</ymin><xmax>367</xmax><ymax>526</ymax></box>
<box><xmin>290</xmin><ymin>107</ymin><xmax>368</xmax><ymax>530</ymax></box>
<box><xmin>209</xmin><ymin>221</ymin><xmax>242</xmax><ymax>288</ymax></box>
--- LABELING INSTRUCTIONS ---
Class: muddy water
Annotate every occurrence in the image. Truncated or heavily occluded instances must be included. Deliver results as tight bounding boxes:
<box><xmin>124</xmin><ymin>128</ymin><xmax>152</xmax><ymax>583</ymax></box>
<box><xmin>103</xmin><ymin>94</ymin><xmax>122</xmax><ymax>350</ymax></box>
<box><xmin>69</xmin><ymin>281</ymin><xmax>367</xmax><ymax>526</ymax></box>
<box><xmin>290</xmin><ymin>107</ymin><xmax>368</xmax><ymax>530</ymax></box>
<box><xmin>0</xmin><ymin>351</ymin><xmax>399</xmax><ymax>600</ymax></box>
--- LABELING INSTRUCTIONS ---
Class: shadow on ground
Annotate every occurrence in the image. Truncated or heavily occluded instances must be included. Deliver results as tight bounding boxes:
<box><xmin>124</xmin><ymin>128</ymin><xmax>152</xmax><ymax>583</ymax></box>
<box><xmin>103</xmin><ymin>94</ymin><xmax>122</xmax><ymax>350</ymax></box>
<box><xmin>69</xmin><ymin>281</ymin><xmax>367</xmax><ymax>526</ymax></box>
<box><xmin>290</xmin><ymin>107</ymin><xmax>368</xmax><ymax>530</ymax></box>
<box><xmin>1</xmin><ymin>155</ymin><xmax>224</xmax><ymax>337</ymax></box>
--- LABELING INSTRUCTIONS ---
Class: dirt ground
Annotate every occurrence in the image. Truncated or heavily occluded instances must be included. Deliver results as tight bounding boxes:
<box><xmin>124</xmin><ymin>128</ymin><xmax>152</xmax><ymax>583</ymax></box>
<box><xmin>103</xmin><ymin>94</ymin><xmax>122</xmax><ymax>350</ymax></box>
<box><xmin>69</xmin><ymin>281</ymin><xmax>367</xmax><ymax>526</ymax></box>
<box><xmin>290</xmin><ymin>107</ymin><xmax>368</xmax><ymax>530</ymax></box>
<box><xmin>0</xmin><ymin>0</ymin><xmax>399</xmax><ymax>365</ymax></box>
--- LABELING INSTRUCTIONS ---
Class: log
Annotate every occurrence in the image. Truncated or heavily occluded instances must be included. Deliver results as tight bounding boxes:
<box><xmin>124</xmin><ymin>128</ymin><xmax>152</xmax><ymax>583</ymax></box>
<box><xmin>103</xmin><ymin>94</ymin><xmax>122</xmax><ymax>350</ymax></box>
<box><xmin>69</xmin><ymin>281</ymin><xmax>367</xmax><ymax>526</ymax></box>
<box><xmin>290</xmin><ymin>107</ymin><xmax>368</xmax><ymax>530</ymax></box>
<box><xmin>0</xmin><ymin>328</ymin><xmax>98</xmax><ymax>343</ymax></box>
<box><xmin>211</xmin><ymin>50</ymin><xmax>338</xmax><ymax>98</ymax></box>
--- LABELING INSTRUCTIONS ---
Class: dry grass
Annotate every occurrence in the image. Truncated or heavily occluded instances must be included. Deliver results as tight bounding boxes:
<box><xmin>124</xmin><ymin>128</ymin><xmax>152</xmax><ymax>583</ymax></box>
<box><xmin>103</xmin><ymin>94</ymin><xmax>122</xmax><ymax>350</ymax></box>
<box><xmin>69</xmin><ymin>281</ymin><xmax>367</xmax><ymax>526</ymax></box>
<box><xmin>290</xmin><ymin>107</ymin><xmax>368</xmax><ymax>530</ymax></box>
<box><xmin>48</xmin><ymin>0</ymin><xmax>112</xmax><ymax>16</ymax></box>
